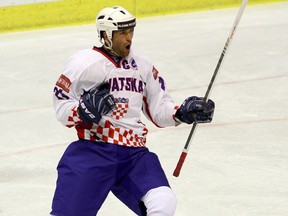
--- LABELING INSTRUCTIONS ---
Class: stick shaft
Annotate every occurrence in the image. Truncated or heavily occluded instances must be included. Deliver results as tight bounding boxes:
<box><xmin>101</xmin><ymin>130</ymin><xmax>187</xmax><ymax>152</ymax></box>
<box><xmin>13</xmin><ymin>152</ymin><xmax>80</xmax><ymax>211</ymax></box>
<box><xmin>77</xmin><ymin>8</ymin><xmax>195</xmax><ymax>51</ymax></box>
<box><xmin>204</xmin><ymin>0</ymin><xmax>248</xmax><ymax>101</ymax></box>
<box><xmin>173</xmin><ymin>0</ymin><xmax>248</xmax><ymax>177</ymax></box>
<box><xmin>173</xmin><ymin>123</ymin><xmax>197</xmax><ymax>177</ymax></box>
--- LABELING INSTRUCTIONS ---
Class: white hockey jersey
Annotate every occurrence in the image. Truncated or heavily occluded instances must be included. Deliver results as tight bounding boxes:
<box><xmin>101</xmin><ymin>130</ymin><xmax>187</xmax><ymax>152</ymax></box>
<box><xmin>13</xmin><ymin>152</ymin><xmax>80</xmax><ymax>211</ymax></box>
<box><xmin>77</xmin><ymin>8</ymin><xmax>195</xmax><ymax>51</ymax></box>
<box><xmin>53</xmin><ymin>46</ymin><xmax>178</xmax><ymax>147</ymax></box>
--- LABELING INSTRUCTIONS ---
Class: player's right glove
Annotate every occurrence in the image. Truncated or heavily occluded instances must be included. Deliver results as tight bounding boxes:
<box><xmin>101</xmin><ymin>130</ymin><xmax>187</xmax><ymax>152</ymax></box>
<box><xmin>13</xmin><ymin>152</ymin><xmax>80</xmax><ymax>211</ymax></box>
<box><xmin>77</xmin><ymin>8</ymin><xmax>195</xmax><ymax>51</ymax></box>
<box><xmin>175</xmin><ymin>96</ymin><xmax>215</xmax><ymax>124</ymax></box>
<box><xmin>78</xmin><ymin>82</ymin><xmax>116</xmax><ymax>125</ymax></box>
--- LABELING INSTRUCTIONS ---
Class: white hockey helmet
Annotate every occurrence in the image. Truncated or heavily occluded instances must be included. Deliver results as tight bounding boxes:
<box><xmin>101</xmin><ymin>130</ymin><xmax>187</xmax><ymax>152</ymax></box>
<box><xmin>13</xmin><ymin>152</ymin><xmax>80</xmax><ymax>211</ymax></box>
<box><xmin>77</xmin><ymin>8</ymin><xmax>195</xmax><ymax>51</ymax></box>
<box><xmin>96</xmin><ymin>6</ymin><xmax>136</xmax><ymax>49</ymax></box>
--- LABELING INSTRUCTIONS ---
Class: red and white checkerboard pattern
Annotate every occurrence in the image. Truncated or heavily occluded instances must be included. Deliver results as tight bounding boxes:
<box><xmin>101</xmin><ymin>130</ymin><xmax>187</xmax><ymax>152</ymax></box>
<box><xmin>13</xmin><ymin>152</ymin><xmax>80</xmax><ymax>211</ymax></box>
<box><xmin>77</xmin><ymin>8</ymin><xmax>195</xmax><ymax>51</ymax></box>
<box><xmin>67</xmin><ymin>105</ymin><xmax>147</xmax><ymax>147</ymax></box>
<box><xmin>67</xmin><ymin>106</ymin><xmax>82</xmax><ymax>128</ymax></box>
<box><xmin>91</xmin><ymin>121</ymin><xmax>146</xmax><ymax>147</ymax></box>
<box><xmin>76</xmin><ymin>120</ymin><xmax>147</xmax><ymax>147</ymax></box>
<box><xmin>111</xmin><ymin>103</ymin><xmax>129</xmax><ymax>120</ymax></box>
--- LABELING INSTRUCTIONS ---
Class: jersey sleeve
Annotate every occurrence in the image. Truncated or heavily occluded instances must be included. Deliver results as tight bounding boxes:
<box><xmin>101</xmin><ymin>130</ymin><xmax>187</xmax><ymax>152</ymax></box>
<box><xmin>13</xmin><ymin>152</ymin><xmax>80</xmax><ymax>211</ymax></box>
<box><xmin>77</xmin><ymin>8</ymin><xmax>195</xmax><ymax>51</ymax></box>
<box><xmin>52</xmin><ymin>51</ymin><xmax>106</xmax><ymax>127</ymax></box>
<box><xmin>53</xmin><ymin>74</ymin><xmax>81</xmax><ymax>128</ymax></box>
<box><xmin>142</xmin><ymin>65</ymin><xmax>178</xmax><ymax>128</ymax></box>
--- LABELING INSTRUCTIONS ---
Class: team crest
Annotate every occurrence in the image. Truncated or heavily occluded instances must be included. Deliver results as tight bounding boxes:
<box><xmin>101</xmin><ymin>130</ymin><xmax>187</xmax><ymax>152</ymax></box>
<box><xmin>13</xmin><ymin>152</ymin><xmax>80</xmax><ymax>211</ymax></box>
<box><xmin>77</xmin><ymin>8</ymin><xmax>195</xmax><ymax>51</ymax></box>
<box><xmin>111</xmin><ymin>98</ymin><xmax>129</xmax><ymax>120</ymax></box>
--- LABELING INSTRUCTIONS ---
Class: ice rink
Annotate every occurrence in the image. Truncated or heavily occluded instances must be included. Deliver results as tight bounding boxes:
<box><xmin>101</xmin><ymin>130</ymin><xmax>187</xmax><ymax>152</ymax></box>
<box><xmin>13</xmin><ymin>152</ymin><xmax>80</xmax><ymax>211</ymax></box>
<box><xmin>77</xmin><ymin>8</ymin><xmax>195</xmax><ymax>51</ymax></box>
<box><xmin>0</xmin><ymin>2</ymin><xmax>287</xmax><ymax>216</ymax></box>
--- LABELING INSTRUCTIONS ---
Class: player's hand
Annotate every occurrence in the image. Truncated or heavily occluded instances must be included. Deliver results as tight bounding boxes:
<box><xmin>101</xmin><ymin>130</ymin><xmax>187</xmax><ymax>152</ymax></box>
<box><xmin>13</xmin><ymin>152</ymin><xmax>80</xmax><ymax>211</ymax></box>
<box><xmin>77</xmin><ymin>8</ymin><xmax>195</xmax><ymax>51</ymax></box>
<box><xmin>175</xmin><ymin>96</ymin><xmax>215</xmax><ymax>124</ymax></box>
<box><xmin>78</xmin><ymin>82</ymin><xmax>116</xmax><ymax>125</ymax></box>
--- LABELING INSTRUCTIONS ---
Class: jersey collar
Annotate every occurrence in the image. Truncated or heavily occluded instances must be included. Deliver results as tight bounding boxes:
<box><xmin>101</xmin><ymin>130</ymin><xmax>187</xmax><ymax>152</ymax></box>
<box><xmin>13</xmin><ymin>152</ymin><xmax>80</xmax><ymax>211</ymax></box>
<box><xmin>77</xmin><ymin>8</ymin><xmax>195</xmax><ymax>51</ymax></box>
<box><xmin>92</xmin><ymin>46</ymin><xmax>122</xmax><ymax>68</ymax></box>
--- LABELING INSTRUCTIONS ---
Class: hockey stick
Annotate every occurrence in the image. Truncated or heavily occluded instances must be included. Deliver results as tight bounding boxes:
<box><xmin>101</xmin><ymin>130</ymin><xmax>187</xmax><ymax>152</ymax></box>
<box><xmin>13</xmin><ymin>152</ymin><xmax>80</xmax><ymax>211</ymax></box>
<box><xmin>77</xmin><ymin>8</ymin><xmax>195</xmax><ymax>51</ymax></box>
<box><xmin>173</xmin><ymin>0</ymin><xmax>248</xmax><ymax>177</ymax></box>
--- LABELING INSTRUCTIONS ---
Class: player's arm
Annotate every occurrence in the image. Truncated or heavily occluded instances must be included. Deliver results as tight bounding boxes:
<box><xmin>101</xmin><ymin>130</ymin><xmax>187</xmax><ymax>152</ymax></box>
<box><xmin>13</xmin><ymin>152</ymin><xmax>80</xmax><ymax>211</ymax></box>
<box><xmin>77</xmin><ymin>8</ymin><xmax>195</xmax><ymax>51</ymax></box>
<box><xmin>52</xmin><ymin>55</ymin><xmax>113</xmax><ymax>127</ymax></box>
<box><xmin>142</xmin><ymin>66</ymin><xmax>178</xmax><ymax>127</ymax></box>
<box><xmin>53</xmin><ymin>74</ymin><xmax>116</xmax><ymax>127</ymax></box>
<box><xmin>143</xmin><ymin>66</ymin><xmax>215</xmax><ymax>127</ymax></box>
<box><xmin>53</xmin><ymin>73</ymin><xmax>83</xmax><ymax>127</ymax></box>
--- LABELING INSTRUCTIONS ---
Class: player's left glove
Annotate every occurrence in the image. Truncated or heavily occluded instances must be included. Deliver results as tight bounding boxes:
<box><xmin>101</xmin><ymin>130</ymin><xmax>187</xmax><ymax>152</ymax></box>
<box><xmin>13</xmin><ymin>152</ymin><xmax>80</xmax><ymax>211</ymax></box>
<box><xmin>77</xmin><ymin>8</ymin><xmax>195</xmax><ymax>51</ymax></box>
<box><xmin>78</xmin><ymin>82</ymin><xmax>116</xmax><ymax>125</ymax></box>
<box><xmin>175</xmin><ymin>96</ymin><xmax>215</xmax><ymax>124</ymax></box>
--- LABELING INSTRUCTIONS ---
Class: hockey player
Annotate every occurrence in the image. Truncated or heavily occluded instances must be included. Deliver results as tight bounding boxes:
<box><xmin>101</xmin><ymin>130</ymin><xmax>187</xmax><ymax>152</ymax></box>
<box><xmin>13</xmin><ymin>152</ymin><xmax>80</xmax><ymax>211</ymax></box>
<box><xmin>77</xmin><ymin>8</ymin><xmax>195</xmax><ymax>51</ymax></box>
<box><xmin>51</xmin><ymin>6</ymin><xmax>215</xmax><ymax>216</ymax></box>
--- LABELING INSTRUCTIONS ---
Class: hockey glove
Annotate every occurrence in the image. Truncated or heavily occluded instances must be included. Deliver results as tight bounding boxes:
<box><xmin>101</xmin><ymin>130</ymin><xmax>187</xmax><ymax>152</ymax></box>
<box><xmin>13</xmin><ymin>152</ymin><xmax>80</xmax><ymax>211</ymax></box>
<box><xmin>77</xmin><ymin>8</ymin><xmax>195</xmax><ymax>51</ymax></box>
<box><xmin>78</xmin><ymin>82</ymin><xmax>116</xmax><ymax>125</ymax></box>
<box><xmin>175</xmin><ymin>96</ymin><xmax>215</xmax><ymax>124</ymax></box>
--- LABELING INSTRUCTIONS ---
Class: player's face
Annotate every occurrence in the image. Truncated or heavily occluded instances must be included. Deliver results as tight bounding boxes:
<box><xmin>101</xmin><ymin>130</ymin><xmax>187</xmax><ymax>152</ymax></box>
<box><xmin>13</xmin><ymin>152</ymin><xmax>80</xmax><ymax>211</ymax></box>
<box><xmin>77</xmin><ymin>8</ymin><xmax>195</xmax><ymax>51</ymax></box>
<box><xmin>112</xmin><ymin>28</ymin><xmax>134</xmax><ymax>57</ymax></box>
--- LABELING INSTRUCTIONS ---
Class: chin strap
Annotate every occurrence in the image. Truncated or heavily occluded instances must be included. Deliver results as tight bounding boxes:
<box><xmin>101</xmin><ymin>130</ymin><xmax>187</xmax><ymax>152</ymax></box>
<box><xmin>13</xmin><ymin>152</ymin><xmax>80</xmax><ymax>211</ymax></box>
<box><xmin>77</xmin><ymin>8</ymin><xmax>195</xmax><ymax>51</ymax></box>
<box><xmin>102</xmin><ymin>37</ymin><xmax>121</xmax><ymax>57</ymax></box>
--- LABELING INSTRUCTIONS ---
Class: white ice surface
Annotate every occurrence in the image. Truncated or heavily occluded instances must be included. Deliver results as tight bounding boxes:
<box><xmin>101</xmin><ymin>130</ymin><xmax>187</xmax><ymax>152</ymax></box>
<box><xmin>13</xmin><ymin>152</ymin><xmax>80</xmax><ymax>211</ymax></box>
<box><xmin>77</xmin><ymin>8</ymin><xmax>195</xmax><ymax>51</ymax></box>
<box><xmin>0</xmin><ymin>2</ymin><xmax>288</xmax><ymax>216</ymax></box>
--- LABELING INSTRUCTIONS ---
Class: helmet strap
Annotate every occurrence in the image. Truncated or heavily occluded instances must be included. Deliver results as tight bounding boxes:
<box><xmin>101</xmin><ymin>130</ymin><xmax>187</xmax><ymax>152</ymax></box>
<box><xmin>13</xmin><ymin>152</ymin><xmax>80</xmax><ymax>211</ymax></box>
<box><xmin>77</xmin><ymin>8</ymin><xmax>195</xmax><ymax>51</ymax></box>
<box><xmin>102</xmin><ymin>33</ymin><xmax>120</xmax><ymax>57</ymax></box>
